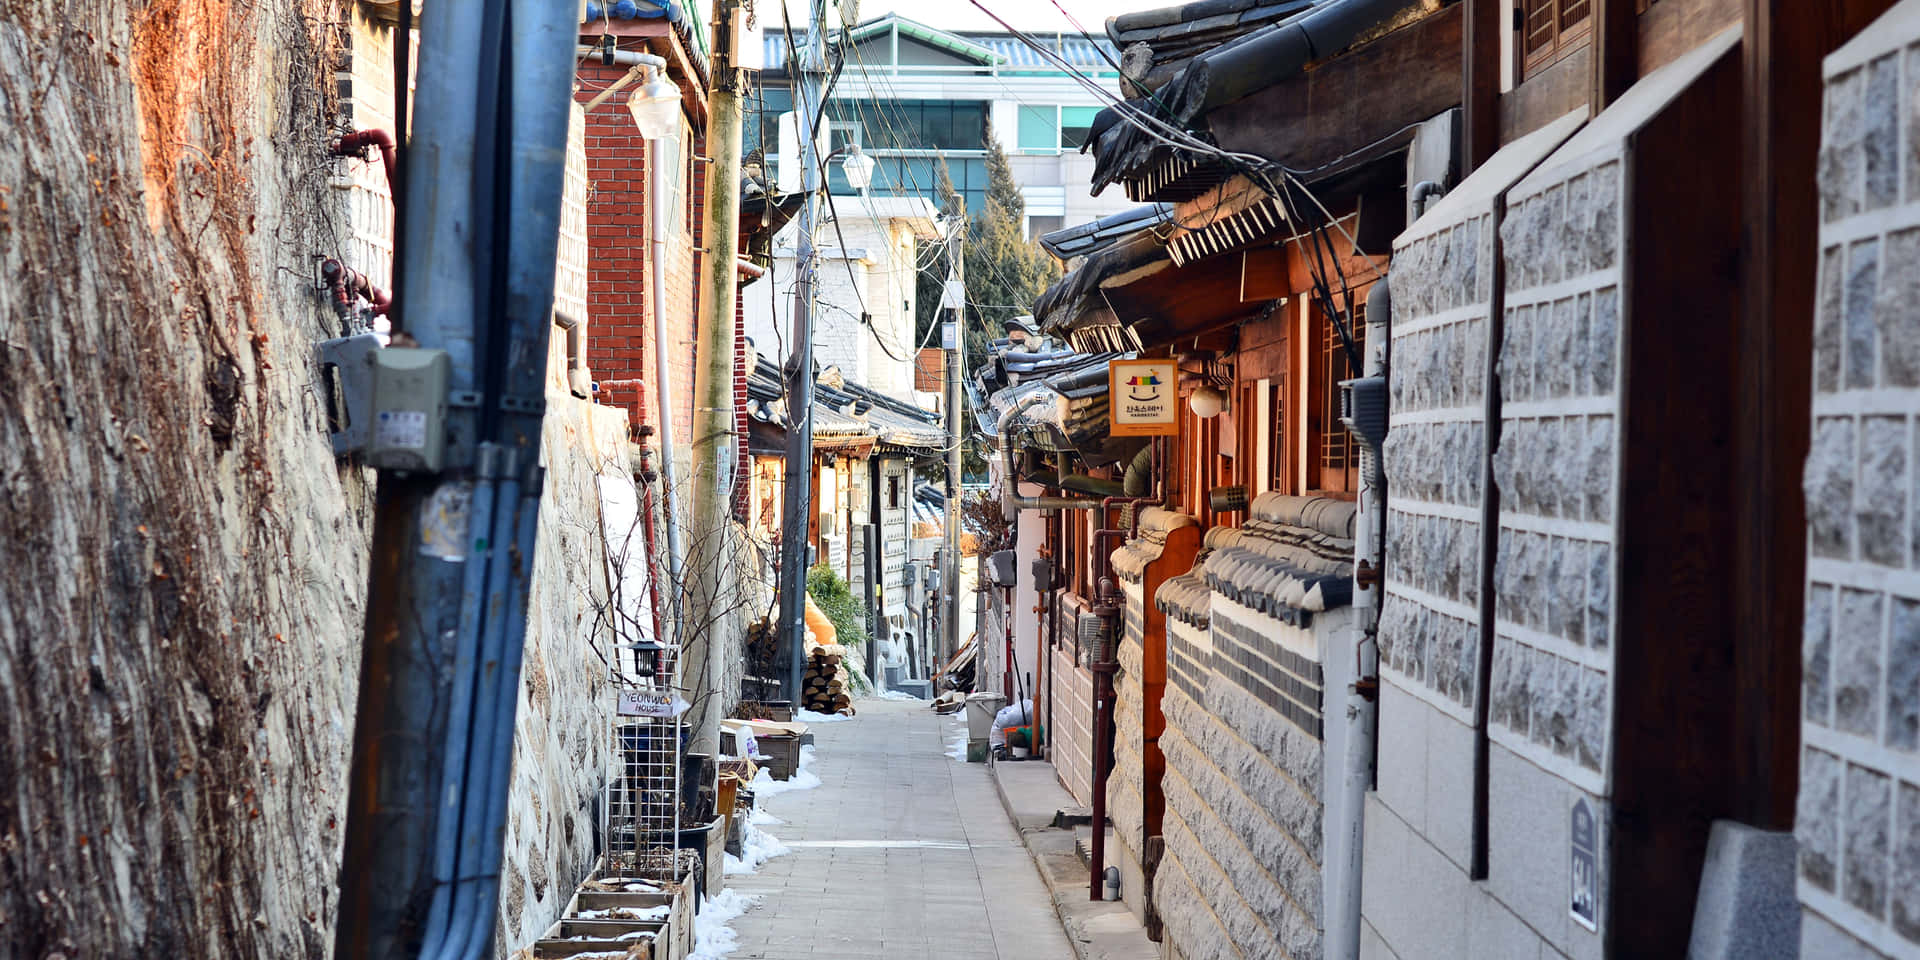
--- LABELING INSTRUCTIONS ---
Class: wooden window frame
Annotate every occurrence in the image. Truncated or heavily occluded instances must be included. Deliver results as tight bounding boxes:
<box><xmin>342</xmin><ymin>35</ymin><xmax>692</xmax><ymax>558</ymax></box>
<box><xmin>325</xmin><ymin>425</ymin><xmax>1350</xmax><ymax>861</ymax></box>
<box><xmin>1519</xmin><ymin>0</ymin><xmax>1593</xmax><ymax>80</ymax></box>
<box><xmin>1308</xmin><ymin>300</ymin><xmax>1365</xmax><ymax>497</ymax></box>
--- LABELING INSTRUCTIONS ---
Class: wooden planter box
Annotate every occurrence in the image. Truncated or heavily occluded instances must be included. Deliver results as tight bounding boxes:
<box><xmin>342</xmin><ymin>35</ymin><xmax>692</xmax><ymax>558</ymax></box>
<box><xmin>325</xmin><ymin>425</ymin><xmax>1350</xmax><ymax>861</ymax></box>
<box><xmin>530</xmin><ymin>917</ymin><xmax>666</xmax><ymax>959</ymax></box>
<box><xmin>756</xmin><ymin>734</ymin><xmax>801</xmax><ymax>781</ymax></box>
<box><xmin>572</xmin><ymin>869</ymin><xmax>692</xmax><ymax>960</ymax></box>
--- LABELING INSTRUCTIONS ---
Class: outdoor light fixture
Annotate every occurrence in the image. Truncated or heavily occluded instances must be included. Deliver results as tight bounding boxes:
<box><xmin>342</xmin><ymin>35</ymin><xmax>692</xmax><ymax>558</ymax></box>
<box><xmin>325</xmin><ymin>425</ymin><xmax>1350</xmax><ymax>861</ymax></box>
<box><xmin>841</xmin><ymin>144</ymin><xmax>876</xmax><ymax>192</ymax></box>
<box><xmin>1189</xmin><ymin>384</ymin><xmax>1225</xmax><ymax>419</ymax></box>
<box><xmin>625</xmin><ymin>65</ymin><xmax>682</xmax><ymax>140</ymax></box>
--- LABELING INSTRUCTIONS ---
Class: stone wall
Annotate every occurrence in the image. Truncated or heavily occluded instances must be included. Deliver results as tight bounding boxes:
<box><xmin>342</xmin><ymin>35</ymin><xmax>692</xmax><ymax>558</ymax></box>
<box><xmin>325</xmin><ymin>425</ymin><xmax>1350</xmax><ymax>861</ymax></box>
<box><xmin>1112</xmin><ymin>577</ymin><xmax>1149</xmax><ymax>919</ymax></box>
<box><xmin>1363</xmin><ymin>108</ymin><xmax>1606</xmax><ymax>960</ymax></box>
<box><xmin>0</xmin><ymin>6</ymin><xmax>644</xmax><ymax>953</ymax></box>
<box><xmin>494</xmin><ymin>103</ymin><xmax>635</xmax><ymax>955</ymax></box>
<box><xmin>1798</xmin><ymin>6</ymin><xmax>1920</xmax><ymax>955</ymax></box>
<box><xmin>1143</xmin><ymin>495</ymin><xmax>1357</xmax><ymax>960</ymax></box>
<box><xmin>1050</xmin><ymin>596</ymin><xmax>1097</xmax><ymax>804</ymax></box>
<box><xmin>0</xmin><ymin>4</ymin><xmax>368</xmax><ymax>954</ymax></box>
<box><xmin>1151</xmin><ymin>600</ymin><xmax>1346</xmax><ymax>960</ymax></box>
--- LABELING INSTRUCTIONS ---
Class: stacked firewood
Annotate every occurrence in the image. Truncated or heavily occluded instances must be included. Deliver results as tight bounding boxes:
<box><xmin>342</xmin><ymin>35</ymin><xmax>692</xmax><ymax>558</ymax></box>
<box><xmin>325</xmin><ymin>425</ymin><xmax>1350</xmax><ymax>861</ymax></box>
<box><xmin>801</xmin><ymin>644</ymin><xmax>855</xmax><ymax>715</ymax></box>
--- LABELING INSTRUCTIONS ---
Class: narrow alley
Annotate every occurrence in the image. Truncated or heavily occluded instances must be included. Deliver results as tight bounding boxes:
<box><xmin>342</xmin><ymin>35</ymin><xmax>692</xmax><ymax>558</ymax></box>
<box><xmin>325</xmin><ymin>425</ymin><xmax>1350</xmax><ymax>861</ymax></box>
<box><xmin>725</xmin><ymin>701</ymin><xmax>1077</xmax><ymax>960</ymax></box>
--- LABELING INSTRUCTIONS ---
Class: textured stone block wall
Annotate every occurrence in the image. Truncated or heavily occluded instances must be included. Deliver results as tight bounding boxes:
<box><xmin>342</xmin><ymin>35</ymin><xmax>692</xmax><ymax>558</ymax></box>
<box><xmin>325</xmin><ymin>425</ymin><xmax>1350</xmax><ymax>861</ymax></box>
<box><xmin>1381</xmin><ymin>212</ymin><xmax>1490</xmax><ymax>724</ymax></box>
<box><xmin>1112</xmin><ymin>578</ymin><xmax>1149</xmax><ymax>905</ymax></box>
<box><xmin>495</xmin><ymin>108</ymin><xmax>632</xmax><ymax>956</ymax></box>
<box><xmin>1799</xmin><ymin>9</ymin><xmax>1920</xmax><ymax>954</ymax></box>
<box><xmin>1486</xmin><ymin>155</ymin><xmax>1622</xmax><ymax>791</ymax></box>
<box><xmin>1153</xmin><ymin>598</ymin><xmax>1339</xmax><ymax>960</ymax></box>
<box><xmin>1051</xmin><ymin>598</ymin><xmax>1097</xmax><ymax>804</ymax></box>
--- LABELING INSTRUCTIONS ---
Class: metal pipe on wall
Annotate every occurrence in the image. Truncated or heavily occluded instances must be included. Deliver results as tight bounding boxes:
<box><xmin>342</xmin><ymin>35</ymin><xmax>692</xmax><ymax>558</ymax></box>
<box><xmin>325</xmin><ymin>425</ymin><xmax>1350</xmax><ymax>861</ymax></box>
<box><xmin>1326</xmin><ymin>280</ymin><xmax>1390</xmax><ymax>960</ymax></box>
<box><xmin>649</xmin><ymin>87</ymin><xmax>687</xmax><ymax>656</ymax></box>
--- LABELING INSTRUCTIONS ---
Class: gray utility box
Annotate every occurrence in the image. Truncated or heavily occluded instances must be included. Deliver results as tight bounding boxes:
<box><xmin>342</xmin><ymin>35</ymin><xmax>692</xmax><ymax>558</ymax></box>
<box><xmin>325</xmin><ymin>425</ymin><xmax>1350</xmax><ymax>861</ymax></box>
<box><xmin>367</xmin><ymin>348</ymin><xmax>451</xmax><ymax>473</ymax></box>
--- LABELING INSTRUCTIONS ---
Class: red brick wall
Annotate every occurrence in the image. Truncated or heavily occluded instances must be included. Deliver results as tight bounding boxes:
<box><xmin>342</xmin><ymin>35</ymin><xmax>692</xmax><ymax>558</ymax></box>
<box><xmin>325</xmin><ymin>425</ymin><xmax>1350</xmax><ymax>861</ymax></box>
<box><xmin>732</xmin><ymin>290</ymin><xmax>751</xmax><ymax>521</ymax></box>
<box><xmin>576</xmin><ymin>56</ymin><xmax>703</xmax><ymax>446</ymax></box>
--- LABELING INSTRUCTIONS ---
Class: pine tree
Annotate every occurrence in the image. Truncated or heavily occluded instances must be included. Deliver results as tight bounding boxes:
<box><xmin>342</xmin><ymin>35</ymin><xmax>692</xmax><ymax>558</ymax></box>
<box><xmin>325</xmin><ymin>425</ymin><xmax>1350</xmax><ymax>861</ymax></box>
<box><xmin>914</xmin><ymin>162</ymin><xmax>965</xmax><ymax>345</ymax></box>
<box><xmin>909</xmin><ymin>130</ymin><xmax>1060</xmax><ymax>477</ymax></box>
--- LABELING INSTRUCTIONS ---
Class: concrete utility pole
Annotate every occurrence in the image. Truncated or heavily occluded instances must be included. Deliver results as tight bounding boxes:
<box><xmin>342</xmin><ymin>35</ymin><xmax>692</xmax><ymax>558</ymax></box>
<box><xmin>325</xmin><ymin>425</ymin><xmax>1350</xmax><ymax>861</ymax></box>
<box><xmin>686</xmin><ymin>0</ymin><xmax>746</xmax><ymax>756</ymax></box>
<box><xmin>776</xmin><ymin>0</ymin><xmax>830</xmax><ymax>703</ymax></box>
<box><xmin>335</xmin><ymin>0</ymin><xmax>575</xmax><ymax>956</ymax></box>
<box><xmin>941</xmin><ymin>225</ymin><xmax>965</xmax><ymax>673</ymax></box>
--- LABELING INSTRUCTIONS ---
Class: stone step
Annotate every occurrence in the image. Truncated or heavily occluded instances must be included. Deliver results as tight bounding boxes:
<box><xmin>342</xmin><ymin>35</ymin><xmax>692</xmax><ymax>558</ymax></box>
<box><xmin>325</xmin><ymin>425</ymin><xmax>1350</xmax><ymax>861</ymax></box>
<box><xmin>1053</xmin><ymin>805</ymin><xmax>1094</xmax><ymax>828</ymax></box>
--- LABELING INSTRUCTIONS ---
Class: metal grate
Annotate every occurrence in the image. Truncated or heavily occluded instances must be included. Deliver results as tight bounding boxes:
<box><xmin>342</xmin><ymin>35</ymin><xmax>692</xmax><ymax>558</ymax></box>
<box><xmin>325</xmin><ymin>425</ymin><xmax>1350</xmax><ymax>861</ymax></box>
<box><xmin>602</xmin><ymin>606</ymin><xmax>685</xmax><ymax>880</ymax></box>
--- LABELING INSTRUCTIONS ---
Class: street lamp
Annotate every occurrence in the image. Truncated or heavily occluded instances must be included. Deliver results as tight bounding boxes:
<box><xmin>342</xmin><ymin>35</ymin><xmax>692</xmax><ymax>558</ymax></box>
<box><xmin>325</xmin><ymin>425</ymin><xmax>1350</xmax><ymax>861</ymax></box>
<box><xmin>625</xmin><ymin>64</ymin><xmax>682</xmax><ymax>141</ymax></box>
<box><xmin>838</xmin><ymin>143</ymin><xmax>876</xmax><ymax>192</ymax></box>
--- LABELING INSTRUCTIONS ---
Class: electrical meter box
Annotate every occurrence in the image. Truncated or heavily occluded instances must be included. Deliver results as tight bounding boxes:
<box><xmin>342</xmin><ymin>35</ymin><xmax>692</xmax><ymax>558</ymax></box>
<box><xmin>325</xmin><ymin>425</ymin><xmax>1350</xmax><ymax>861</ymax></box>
<box><xmin>366</xmin><ymin>348</ymin><xmax>450</xmax><ymax>472</ymax></box>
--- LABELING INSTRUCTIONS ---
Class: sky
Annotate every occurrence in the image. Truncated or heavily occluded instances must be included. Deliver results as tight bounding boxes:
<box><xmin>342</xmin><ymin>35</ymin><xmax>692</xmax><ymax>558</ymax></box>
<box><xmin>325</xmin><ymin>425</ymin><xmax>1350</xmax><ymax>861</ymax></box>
<box><xmin>772</xmin><ymin>0</ymin><xmax>1177</xmax><ymax>35</ymax></box>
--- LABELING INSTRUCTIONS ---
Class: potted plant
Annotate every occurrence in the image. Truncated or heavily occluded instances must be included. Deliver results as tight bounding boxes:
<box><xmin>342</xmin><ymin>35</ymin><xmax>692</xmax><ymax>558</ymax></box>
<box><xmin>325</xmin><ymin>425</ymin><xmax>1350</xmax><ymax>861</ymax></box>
<box><xmin>1007</xmin><ymin>726</ymin><xmax>1031</xmax><ymax>759</ymax></box>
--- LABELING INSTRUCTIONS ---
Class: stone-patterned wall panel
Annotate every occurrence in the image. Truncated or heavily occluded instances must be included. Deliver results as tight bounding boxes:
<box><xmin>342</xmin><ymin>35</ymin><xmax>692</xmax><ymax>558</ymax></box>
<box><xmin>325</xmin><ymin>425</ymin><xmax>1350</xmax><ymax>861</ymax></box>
<box><xmin>1158</xmin><ymin>681</ymin><xmax>1321</xmax><ymax>960</ymax></box>
<box><xmin>1051</xmin><ymin>638</ymin><xmax>1097</xmax><ymax>805</ymax></box>
<box><xmin>1385</xmin><ymin>212</ymin><xmax>1493</xmax><ymax>720</ymax></box>
<box><xmin>1490</xmin><ymin>152</ymin><xmax>1624</xmax><ymax>791</ymax></box>
<box><xmin>1111</xmin><ymin>579</ymin><xmax>1148</xmax><ymax>859</ymax></box>
<box><xmin>1801</xmin><ymin>11</ymin><xmax>1920</xmax><ymax>955</ymax></box>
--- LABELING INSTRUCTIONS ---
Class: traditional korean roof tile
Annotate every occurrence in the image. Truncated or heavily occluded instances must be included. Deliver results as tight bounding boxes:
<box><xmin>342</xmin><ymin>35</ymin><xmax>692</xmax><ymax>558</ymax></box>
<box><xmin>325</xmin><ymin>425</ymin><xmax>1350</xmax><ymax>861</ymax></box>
<box><xmin>1086</xmin><ymin>0</ymin><xmax>1430</xmax><ymax>200</ymax></box>
<box><xmin>584</xmin><ymin>0</ymin><xmax>710</xmax><ymax>78</ymax></box>
<box><xmin>1030</xmin><ymin>229</ymin><xmax>1171</xmax><ymax>336</ymax></box>
<box><xmin>1037</xmin><ymin>204</ymin><xmax>1174</xmax><ymax>261</ymax></box>
<box><xmin>744</xmin><ymin>357</ymin><xmax>943</xmax><ymax>453</ymax></box>
<box><xmin>1106</xmin><ymin>0</ymin><xmax>1316</xmax><ymax>94</ymax></box>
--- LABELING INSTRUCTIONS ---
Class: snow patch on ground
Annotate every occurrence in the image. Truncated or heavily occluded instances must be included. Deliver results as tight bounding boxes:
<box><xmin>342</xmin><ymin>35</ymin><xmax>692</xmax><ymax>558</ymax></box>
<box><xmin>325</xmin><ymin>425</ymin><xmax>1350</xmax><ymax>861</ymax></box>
<box><xmin>877</xmin><ymin>690</ymin><xmax>921</xmax><ymax>701</ymax></box>
<box><xmin>946</xmin><ymin>730</ymin><xmax>968</xmax><ymax>762</ymax></box>
<box><xmin>688</xmin><ymin>888</ymin><xmax>760</xmax><ymax>960</ymax></box>
<box><xmin>723</xmin><ymin>820</ymin><xmax>791</xmax><ymax>875</ymax></box>
<box><xmin>750</xmin><ymin>746</ymin><xmax>821</xmax><ymax>798</ymax></box>
<box><xmin>749</xmin><ymin>808</ymin><xmax>784</xmax><ymax>826</ymax></box>
<box><xmin>794</xmin><ymin>708</ymin><xmax>850</xmax><ymax>723</ymax></box>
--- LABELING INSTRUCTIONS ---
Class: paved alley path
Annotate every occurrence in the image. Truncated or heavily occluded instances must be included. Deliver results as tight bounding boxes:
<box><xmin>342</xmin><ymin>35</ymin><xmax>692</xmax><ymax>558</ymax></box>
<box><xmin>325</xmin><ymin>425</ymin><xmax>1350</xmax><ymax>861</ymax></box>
<box><xmin>725</xmin><ymin>699</ymin><xmax>1077</xmax><ymax>960</ymax></box>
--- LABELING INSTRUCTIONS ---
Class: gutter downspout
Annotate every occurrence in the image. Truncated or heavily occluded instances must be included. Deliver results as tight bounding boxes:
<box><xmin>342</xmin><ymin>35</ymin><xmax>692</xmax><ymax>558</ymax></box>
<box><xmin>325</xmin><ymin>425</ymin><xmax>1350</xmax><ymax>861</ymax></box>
<box><xmin>996</xmin><ymin>394</ymin><xmax>1102</xmax><ymax>519</ymax></box>
<box><xmin>1327</xmin><ymin>279</ymin><xmax>1390</xmax><ymax>960</ymax></box>
<box><xmin>648</xmin><ymin>92</ymin><xmax>687</xmax><ymax>657</ymax></box>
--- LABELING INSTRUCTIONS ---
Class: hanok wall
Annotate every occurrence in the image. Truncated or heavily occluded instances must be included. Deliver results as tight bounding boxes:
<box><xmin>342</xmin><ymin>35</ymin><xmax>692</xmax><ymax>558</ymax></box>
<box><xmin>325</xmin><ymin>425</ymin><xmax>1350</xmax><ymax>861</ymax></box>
<box><xmin>1798</xmin><ymin>4</ymin><xmax>1920</xmax><ymax>956</ymax></box>
<box><xmin>1150</xmin><ymin>495</ymin><xmax>1355</xmax><ymax>960</ymax></box>
<box><xmin>1366</xmin><ymin>26</ymin><xmax>1746</xmax><ymax>959</ymax></box>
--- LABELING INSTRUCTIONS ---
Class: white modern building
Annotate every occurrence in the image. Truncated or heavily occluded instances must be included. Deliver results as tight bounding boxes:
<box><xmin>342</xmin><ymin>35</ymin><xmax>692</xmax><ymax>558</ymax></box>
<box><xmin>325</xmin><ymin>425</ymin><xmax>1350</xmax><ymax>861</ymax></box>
<box><xmin>740</xmin><ymin>194</ymin><xmax>942</xmax><ymax>402</ymax></box>
<box><xmin>751</xmin><ymin>13</ymin><xmax>1141</xmax><ymax>240</ymax></box>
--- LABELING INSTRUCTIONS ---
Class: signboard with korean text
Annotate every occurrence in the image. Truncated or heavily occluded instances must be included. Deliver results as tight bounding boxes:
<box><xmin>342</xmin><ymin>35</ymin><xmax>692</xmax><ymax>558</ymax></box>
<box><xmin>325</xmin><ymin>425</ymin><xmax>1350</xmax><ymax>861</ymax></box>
<box><xmin>1570</xmin><ymin>797</ymin><xmax>1599</xmax><ymax>931</ymax></box>
<box><xmin>1109</xmin><ymin>359</ymin><xmax>1179</xmax><ymax>436</ymax></box>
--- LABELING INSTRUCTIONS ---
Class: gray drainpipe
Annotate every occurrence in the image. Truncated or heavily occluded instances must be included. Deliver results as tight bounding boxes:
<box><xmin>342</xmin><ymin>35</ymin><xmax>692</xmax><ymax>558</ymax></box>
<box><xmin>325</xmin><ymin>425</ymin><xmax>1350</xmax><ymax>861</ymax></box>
<box><xmin>1327</xmin><ymin>278</ymin><xmax>1391</xmax><ymax>960</ymax></box>
<box><xmin>997</xmin><ymin>394</ymin><xmax>1102</xmax><ymax>519</ymax></box>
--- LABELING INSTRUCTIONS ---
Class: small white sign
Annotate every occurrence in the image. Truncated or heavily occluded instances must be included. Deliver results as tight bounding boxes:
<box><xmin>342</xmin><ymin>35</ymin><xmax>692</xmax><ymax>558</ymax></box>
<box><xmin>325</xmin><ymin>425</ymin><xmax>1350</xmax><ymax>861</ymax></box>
<box><xmin>617</xmin><ymin>690</ymin><xmax>689</xmax><ymax>718</ymax></box>
<box><xmin>375</xmin><ymin>409</ymin><xmax>427</xmax><ymax>449</ymax></box>
<box><xmin>1108</xmin><ymin>359</ymin><xmax>1179</xmax><ymax>437</ymax></box>
<box><xmin>941</xmin><ymin>321</ymin><xmax>958</xmax><ymax>351</ymax></box>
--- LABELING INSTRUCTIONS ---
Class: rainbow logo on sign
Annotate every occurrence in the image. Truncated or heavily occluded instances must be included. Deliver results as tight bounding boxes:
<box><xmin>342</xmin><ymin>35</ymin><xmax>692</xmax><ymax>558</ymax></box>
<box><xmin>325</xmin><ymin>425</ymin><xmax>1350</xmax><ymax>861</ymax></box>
<box><xmin>1126</xmin><ymin>373</ymin><xmax>1164</xmax><ymax>402</ymax></box>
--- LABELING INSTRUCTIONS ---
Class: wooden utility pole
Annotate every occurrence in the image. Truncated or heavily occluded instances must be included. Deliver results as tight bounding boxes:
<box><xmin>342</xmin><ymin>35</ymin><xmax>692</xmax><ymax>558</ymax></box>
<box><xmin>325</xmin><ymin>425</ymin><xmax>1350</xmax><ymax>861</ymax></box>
<box><xmin>776</xmin><ymin>0</ymin><xmax>831</xmax><ymax>701</ymax></box>
<box><xmin>941</xmin><ymin>225</ymin><xmax>965</xmax><ymax>674</ymax></box>
<box><xmin>686</xmin><ymin>0</ymin><xmax>747</xmax><ymax>756</ymax></box>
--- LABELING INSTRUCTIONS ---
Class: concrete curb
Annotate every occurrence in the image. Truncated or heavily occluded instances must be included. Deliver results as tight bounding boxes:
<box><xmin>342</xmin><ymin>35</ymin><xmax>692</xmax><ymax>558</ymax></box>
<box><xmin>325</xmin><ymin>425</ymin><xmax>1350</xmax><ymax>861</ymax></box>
<box><xmin>987</xmin><ymin>758</ymin><xmax>1159</xmax><ymax>960</ymax></box>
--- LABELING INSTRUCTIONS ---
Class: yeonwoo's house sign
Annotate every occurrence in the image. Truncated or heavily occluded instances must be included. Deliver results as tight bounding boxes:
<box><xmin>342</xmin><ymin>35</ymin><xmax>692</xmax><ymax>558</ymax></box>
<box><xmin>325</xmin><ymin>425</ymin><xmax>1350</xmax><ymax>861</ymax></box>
<box><xmin>1109</xmin><ymin>359</ymin><xmax>1179</xmax><ymax>437</ymax></box>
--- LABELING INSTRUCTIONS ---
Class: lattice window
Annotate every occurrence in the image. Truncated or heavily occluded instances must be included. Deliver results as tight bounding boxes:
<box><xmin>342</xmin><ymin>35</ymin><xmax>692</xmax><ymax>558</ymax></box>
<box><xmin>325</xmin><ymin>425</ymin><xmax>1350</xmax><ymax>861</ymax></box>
<box><xmin>1521</xmin><ymin>0</ymin><xmax>1592</xmax><ymax>76</ymax></box>
<box><xmin>1316</xmin><ymin>305</ymin><xmax>1365</xmax><ymax>493</ymax></box>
